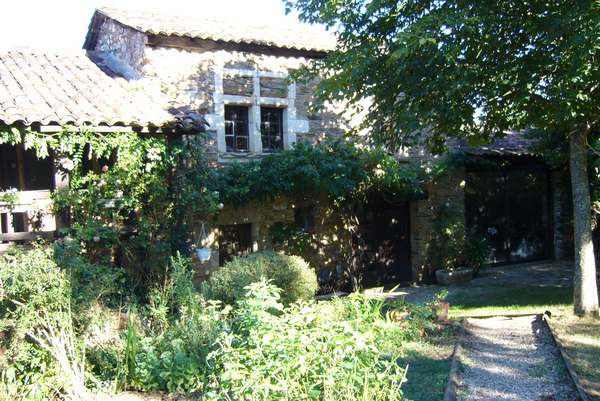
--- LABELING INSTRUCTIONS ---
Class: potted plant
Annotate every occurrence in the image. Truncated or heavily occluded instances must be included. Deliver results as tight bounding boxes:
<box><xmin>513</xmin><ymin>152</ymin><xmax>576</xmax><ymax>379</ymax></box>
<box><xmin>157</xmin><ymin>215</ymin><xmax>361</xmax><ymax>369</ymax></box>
<box><xmin>430</xmin><ymin>289</ymin><xmax>450</xmax><ymax>322</ymax></box>
<box><xmin>464</xmin><ymin>228</ymin><xmax>491</xmax><ymax>277</ymax></box>
<box><xmin>428</xmin><ymin>204</ymin><xmax>474</xmax><ymax>285</ymax></box>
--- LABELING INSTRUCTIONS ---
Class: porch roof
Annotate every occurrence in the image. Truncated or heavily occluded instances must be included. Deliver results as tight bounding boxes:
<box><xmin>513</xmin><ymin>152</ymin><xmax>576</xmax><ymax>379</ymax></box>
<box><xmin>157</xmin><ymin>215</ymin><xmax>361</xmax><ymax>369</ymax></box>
<box><xmin>0</xmin><ymin>50</ymin><xmax>173</xmax><ymax>130</ymax></box>
<box><xmin>456</xmin><ymin>131</ymin><xmax>536</xmax><ymax>156</ymax></box>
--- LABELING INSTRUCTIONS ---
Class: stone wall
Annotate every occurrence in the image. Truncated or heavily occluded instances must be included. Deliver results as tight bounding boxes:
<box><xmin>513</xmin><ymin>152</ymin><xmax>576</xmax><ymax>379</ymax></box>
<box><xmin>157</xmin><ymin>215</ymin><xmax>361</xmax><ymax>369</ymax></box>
<box><xmin>191</xmin><ymin>196</ymin><xmax>295</xmax><ymax>280</ymax></box>
<box><xmin>223</xmin><ymin>76</ymin><xmax>254</xmax><ymax>96</ymax></box>
<box><xmin>260</xmin><ymin>77</ymin><xmax>288</xmax><ymax>98</ymax></box>
<box><xmin>410</xmin><ymin>166</ymin><xmax>466</xmax><ymax>283</ymax></box>
<box><xmin>90</xmin><ymin>16</ymin><xmax>147</xmax><ymax>76</ymax></box>
<box><xmin>138</xmin><ymin>46</ymin><xmax>347</xmax><ymax>160</ymax></box>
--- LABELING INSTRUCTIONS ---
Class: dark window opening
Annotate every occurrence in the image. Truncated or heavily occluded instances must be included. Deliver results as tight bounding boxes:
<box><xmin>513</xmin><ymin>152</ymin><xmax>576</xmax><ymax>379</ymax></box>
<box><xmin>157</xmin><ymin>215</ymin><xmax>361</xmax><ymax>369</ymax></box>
<box><xmin>294</xmin><ymin>206</ymin><xmax>315</xmax><ymax>233</ymax></box>
<box><xmin>260</xmin><ymin>107</ymin><xmax>283</xmax><ymax>152</ymax></box>
<box><xmin>0</xmin><ymin>144</ymin><xmax>53</xmax><ymax>191</ymax></box>
<box><xmin>225</xmin><ymin>106</ymin><xmax>250</xmax><ymax>152</ymax></box>
<box><xmin>219</xmin><ymin>223</ymin><xmax>253</xmax><ymax>265</ymax></box>
<box><xmin>81</xmin><ymin>144</ymin><xmax>117</xmax><ymax>176</ymax></box>
<box><xmin>466</xmin><ymin>161</ymin><xmax>551</xmax><ymax>264</ymax></box>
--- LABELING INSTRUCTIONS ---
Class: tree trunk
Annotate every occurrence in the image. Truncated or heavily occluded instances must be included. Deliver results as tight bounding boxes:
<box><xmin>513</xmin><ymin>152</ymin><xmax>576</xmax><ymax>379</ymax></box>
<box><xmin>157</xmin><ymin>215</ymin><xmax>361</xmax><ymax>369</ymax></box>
<box><xmin>569</xmin><ymin>126</ymin><xmax>599</xmax><ymax>317</ymax></box>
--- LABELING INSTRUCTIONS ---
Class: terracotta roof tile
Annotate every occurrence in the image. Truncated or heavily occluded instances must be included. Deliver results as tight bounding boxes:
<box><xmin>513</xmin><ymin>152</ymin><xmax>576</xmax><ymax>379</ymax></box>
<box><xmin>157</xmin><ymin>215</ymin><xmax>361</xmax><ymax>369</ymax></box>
<box><xmin>96</xmin><ymin>7</ymin><xmax>336</xmax><ymax>53</ymax></box>
<box><xmin>0</xmin><ymin>50</ymin><xmax>173</xmax><ymax>128</ymax></box>
<box><xmin>456</xmin><ymin>131</ymin><xmax>535</xmax><ymax>156</ymax></box>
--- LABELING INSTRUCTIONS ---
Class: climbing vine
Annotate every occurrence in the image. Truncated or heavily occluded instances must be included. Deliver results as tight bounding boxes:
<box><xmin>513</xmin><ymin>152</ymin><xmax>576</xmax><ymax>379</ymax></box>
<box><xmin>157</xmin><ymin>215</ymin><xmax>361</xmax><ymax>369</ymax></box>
<box><xmin>211</xmin><ymin>139</ymin><xmax>451</xmax><ymax>290</ymax></box>
<box><xmin>0</xmin><ymin>125</ymin><xmax>455</xmax><ymax>291</ymax></box>
<box><xmin>0</xmin><ymin>125</ymin><xmax>219</xmax><ymax>290</ymax></box>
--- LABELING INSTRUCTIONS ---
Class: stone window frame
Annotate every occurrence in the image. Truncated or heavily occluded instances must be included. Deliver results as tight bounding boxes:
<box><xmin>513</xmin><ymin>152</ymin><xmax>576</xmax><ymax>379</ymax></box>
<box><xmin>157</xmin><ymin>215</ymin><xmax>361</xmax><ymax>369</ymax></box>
<box><xmin>212</xmin><ymin>68</ymin><xmax>309</xmax><ymax>160</ymax></box>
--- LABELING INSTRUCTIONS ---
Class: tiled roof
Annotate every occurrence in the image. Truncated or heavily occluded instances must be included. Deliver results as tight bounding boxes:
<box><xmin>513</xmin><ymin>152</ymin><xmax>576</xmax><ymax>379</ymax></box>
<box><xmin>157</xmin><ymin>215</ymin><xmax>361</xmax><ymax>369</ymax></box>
<box><xmin>95</xmin><ymin>7</ymin><xmax>336</xmax><ymax>53</ymax></box>
<box><xmin>0</xmin><ymin>50</ymin><xmax>172</xmax><ymax>128</ymax></box>
<box><xmin>458</xmin><ymin>131</ymin><xmax>535</xmax><ymax>156</ymax></box>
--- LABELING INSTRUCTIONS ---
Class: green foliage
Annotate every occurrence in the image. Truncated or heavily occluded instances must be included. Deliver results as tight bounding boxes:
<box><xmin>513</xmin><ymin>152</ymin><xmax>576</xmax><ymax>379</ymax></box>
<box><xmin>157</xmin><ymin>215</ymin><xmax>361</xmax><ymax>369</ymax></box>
<box><xmin>428</xmin><ymin>203</ymin><xmax>466</xmax><ymax>271</ymax></box>
<box><xmin>0</xmin><ymin>246</ymin><xmax>441</xmax><ymax>399</ymax></box>
<box><xmin>464</xmin><ymin>229</ymin><xmax>491</xmax><ymax>276</ymax></box>
<box><xmin>120</xmin><ymin>255</ymin><xmax>229</xmax><ymax>393</ymax></box>
<box><xmin>286</xmin><ymin>0</ymin><xmax>600</xmax><ymax>151</ymax></box>
<box><xmin>204</xmin><ymin>280</ymin><xmax>409</xmax><ymax>401</ymax></box>
<box><xmin>0</xmin><ymin>246</ymin><xmax>76</xmax><ymax>400</ymax></box>
<box><xmin>212</xmin><ymin>139</ymin><xmax>446</xmax><ymax>291</ymax></box>
<box><xmin>213</xmin><ymin>139</ymin><xmax>440</xmax><ymax>206</ymax></box>
<box><xmin>0</xmin><ymin>126</ymin><xmax>220</xmax><ymax>291</ymax></box>
<box><xmin>269</xmin><ymin>222</ymin><xmax>312</xmax><ymax>254</ymax></box>
<box><xmin>0</xmin><ymin>246</ymin><xmax>70</xmax><ymax>363</ymax></box>
<box><xmin>203</xmin><ymin>251</ymin><xmax>318</xmax><ymax>305</ymax></box>
<box><xmin>0</xmin><ymin>188</ymin><xmax>18</xmax><ymax>211</ymax></box>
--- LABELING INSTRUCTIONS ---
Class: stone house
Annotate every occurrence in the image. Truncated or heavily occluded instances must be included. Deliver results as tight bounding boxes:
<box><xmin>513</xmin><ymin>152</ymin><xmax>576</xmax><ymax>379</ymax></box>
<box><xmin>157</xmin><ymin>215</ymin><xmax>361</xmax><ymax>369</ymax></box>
<box><xmin>0</xmin><ymin>8</ymin><xmax>572</xmax><ymax>288</ymax></box>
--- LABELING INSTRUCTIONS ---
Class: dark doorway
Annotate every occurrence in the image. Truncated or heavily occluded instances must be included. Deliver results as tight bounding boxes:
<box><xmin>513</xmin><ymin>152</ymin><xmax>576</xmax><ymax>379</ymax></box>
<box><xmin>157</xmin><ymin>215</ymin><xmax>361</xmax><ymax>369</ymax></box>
<box><xmin>219</xmin><ymin>223</ymin><xmax>253</xmax><ymax>266</ymax></box>
<box><xmin>360</xmin><ymin>195</ymin><xmax>412</xmax><ymax>286</ymax></box>
<box><xmin>466</xmin><ymin>159</ymin><xmax>551</xmax><ymax>263</ymax></box>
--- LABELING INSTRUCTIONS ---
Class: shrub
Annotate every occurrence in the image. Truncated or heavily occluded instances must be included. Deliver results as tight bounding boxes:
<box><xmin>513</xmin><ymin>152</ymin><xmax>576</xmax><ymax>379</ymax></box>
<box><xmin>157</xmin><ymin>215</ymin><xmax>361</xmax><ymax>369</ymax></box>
<box><xmin>203</xmin><ymin>251</ymin><xmax>318</xmax><ymax>305</ymax></box>
<box><xmin>0</xmin><ymin>245</ymin><xmax>81</xmax><ymax>400</ymax></box>
<box><xmin>0</xmin><ymin>244</ymin><xmax>127</xmax><ymax>400</ymax></box>
<box><xmin>121</xmin><ymin>255</ymin><xmax>230</xmax><ymax>393</ymax></box>
<box><xmin>205</xmin><ymin>280</ymin><xmax>408</xmax><ymax>401</ymax></box>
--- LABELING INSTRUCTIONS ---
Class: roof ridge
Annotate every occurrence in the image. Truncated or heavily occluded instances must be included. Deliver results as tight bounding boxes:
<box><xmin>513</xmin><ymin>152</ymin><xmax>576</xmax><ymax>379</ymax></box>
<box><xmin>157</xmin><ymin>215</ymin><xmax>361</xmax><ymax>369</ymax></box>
<box><xmin>93</xmin><ymin>6</ymin><xmax>336</xmax><ymax>53</ymax></box>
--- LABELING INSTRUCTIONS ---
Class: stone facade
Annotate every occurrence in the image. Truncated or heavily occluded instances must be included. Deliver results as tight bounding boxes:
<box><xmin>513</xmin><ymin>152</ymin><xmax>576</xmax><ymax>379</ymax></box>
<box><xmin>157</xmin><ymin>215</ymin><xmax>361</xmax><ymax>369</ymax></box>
<box><xmin>88</xmin><ymin>16</ymin><xmax>147</xmax><ymax>77</ymax></box>
<box><xmin>85</xmin><ymin>13</ymin><xmax>567</xmax><ymax>287</ymax></box>
<box><xmin>260</xmin><ymin>77</ymin><xmax>288</xmax><ymax>98</ymax></box>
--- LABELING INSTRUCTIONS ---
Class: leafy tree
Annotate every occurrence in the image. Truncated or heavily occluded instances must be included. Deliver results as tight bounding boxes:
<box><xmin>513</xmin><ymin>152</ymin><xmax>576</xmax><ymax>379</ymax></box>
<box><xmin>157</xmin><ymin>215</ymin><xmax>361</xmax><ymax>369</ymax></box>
<box><xmin>285</xmin><ymin>0</ymin><xmax>600</xmax><ymax>316</ymax></box>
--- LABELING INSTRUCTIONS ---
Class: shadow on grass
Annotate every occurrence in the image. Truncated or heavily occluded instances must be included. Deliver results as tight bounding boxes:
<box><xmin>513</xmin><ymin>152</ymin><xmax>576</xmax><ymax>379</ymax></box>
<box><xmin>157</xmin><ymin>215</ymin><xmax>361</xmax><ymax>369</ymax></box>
<box><xmin>397</xmin><ymin>329</ymin><xmax>457</xmax><ymax>401</ymax></box>
<box><xmin>398</xmin><ymin>349</ymin><xmax>451</xmax><ymax>401</ymax></box>
<box><xmin>448</xmin><ymin>285</ymin><xmax>573</xmax><ymax>317</ymax></box>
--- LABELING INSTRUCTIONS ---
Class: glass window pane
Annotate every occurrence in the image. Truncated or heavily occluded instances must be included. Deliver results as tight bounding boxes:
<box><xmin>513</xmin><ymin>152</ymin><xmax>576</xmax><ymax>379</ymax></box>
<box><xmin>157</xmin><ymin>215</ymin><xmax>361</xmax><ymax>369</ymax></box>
<box><xmin>260</xmin><ymin>107</ymin><xmax>283</xmax><ymax>152</ymax></box>
<box><xmin>225</xmin><ymin>106</ymin><xmax>249</xmax><ymax>152</ymax></box>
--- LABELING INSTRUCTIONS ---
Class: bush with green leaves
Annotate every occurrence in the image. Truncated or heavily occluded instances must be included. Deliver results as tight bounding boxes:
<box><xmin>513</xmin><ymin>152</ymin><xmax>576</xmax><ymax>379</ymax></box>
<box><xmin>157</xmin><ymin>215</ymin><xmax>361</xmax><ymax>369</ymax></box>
<box><xmin>119</xmin><ymin>255</ymin><xmax>230</xmax><ymax>393</ymax></box>
<box><xmin>0</xmin><ymin>243</ymin><xmax>127</xmax><ymax>400</ymax></box>
<box><xmin>203</xmin><ymin>251</ymin><xmax>318</xmax><ymax>305</ymax></box>
<box><xmin>204</xmin><ymin>280</ymin><xmax>408</xmax><ymax>401</ymax></box>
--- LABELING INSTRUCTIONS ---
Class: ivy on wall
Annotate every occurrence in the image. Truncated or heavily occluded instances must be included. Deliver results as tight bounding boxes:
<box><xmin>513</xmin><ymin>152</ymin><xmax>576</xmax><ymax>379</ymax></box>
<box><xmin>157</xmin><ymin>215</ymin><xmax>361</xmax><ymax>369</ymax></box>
<box><xmin>0</xmin><ymin>125</ymin><xmax>219</xmax><ymax>291</ymax></box>
<box><xmin>0</xmin><ymin>125</ymin><xmax>454</xmax><ymax>291</ymax></box>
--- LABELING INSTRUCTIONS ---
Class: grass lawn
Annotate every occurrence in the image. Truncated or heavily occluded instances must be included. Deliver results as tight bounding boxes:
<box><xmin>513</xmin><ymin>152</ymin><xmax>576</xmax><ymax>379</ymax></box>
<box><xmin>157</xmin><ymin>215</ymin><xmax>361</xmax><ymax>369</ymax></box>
<box><xmin>446</xmin><ymin>283</ymin><xmax>600</xmax><ymax>400</ymax></box>
<box><xmin>397</xmin><ymin>326</ymin><xmax>457</xmax><ymax>401</ymax></box>
<box><xmin>547</xmin><ymin>310</ymin><xmax>600</xmax><ymax>401</ymax></box>
<box><xmin>447</xmin><ymin>285</ymin><xmax>572</xmax><ymax>318</ymax></box>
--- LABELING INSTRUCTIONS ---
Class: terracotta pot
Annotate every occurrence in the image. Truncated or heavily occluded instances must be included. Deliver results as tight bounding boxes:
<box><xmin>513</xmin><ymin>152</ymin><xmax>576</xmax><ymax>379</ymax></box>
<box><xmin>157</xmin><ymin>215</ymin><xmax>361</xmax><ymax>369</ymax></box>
<box><xmin>432</xmin><ymin>302</ymin><xmax>449</xmax><ymax>322</ymax></box>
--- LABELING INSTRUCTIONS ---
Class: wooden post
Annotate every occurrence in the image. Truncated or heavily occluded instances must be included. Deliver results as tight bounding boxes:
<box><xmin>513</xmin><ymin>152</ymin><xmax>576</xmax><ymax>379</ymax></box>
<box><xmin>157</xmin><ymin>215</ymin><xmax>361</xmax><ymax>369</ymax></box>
<box><xmin>14</xmin><ymin>144</ymin><xmax>28</xmax><ymax>232</ymax></box>
<box><xmin>52</xmin><ymin>153</ymin><xmax>70</xmax><ymax>232</ymax></box>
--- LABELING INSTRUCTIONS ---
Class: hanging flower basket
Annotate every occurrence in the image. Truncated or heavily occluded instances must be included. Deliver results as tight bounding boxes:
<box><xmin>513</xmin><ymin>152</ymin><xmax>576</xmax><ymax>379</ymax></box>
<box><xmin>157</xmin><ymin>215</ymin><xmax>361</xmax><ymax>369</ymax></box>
<box><xmin>196</xmin><ymin>247</ymin><xmax>212</xmax><ymax>262</ymax></box>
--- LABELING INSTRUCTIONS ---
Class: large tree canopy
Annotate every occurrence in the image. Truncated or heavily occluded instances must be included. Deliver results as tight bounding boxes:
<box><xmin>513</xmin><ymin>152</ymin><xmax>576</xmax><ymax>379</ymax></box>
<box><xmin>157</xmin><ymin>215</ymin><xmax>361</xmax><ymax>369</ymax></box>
<box><xmin>286</xmin><ymin>0</ymin><xmax>600</xmax><ymax>316</ymax></box>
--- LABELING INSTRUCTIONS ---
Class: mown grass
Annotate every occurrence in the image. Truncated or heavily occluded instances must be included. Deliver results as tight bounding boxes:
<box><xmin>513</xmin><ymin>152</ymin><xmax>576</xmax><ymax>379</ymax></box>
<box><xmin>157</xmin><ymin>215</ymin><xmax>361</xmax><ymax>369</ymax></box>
<box><xmin>397</xmin><ymin>326</ymin><xmax>457</xmax><ymax>401</ymax></box>
<box><xmin>447</xmin><ymin>285</ymin><xmax>572</xmax><ymax>318</ymax></box>
<box><xmin>547</xmin><ymin>310</ymin><xmax>600</xmax><ymax>401</ymax></box>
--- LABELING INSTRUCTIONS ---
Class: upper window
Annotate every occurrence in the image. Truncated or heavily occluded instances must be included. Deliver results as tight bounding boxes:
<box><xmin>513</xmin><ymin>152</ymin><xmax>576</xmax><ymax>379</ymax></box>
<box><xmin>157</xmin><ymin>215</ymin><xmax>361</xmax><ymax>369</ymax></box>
<box><xmin>260</xmin><ymin>107</ymin><xmax>284</xmax><ymax>152</ymax></box>
<box><xmin>225</xmin><ymin>106</ymin><xmax>249</xmax><ymax>152</ymax></box>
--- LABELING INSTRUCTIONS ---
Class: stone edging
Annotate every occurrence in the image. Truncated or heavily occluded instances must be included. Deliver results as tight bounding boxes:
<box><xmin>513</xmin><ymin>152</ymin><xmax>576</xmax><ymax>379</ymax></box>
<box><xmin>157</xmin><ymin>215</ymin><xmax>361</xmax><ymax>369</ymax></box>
<box><xmin>443</xmin><ymin>323</ymin><xmax>466</xmax><ymax>401</ymax></box>
<box><xmin>542</xmin><ymin>314</ymin><xmax>593</xmax><ymax>401</ymax></box>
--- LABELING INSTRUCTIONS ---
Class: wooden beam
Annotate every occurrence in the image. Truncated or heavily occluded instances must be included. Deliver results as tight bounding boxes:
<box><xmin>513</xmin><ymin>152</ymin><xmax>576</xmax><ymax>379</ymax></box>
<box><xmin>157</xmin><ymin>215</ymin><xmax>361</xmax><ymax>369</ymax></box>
<box><xmin>0</xmin><ymin>231</ymin><xmax>54</xmax><ymax>242</ymax></box>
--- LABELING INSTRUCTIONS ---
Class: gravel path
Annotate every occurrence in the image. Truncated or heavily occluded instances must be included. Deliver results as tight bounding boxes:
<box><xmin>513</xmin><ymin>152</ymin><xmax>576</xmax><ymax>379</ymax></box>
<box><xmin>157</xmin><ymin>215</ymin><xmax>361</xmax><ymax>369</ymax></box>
<box><xmin>457</xmin><ymin>315</ymin><xmax>579</xmax><ymax>401</ymax></box>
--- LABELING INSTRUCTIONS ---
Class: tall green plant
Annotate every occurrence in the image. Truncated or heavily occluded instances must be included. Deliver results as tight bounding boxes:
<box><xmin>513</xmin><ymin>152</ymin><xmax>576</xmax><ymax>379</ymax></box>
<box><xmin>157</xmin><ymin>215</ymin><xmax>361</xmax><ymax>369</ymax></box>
<box><xmin>286</xmin><ymin>0</ymin><xmax>600</xmax><ymax>317</ymax></box>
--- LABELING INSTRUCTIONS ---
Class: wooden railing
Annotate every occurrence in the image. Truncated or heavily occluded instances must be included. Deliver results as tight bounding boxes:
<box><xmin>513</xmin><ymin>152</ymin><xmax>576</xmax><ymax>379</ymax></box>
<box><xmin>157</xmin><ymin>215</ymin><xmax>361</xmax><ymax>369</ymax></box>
<box><xmin>0</xmin><ymin>190</ymin><xmax>56</xmax><ymax>249</ymax></box>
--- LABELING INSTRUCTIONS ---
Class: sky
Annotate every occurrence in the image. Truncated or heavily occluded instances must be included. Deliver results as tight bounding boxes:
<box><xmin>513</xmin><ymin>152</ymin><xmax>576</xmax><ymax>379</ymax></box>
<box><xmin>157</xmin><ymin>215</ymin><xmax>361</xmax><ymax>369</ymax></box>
<box><xmin>0</xmin><ymin>0</ymin><xmax>301</xmax><ymax>50</ymax></box>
